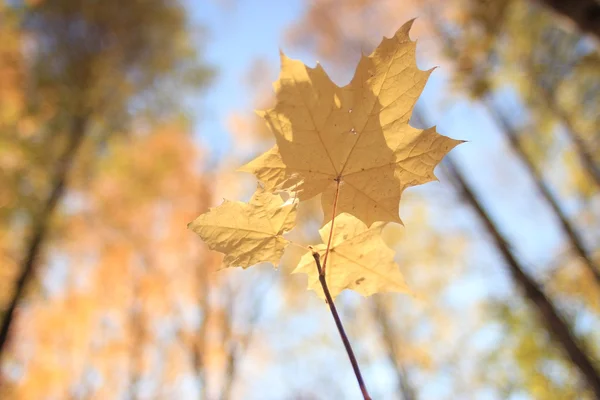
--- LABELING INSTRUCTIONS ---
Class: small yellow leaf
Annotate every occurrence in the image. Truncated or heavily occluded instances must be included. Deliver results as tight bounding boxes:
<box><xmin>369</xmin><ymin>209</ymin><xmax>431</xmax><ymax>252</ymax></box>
<box><xmin>188</xmin><ymin>187</ymin><xmax>297</xmax><ymax>269</ymax></box>
<box><xmin>293</xmin><ymin>213</ymin><xmax>411</xmax><ymax>299</ymax></box>
<box><xmin>240</xmin><ymin>20</ymin><xmax>462</xmax><ymax>226</ymax></box>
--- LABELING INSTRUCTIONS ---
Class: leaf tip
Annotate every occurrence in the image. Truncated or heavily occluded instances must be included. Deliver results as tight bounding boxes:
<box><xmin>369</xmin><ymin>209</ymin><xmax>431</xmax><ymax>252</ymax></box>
<box><xmin>396</xmin><ymin>17</ymin><xmax>417</xmax><ymax>39</ymax></box>
<box><xmin>237</xmin><ymin>157</ymin><xmax>256</xmax><ymax>173</ymax></box>
<box><xmin>449</xmin><ymin>138</ymin><xmax>468</xmax><ymax>151</ymax></box>
<box><xmin>397</xmin><ymin>217</ymin><xmax>405</xmax><ymax>227</ymax></box>
<box><xmin>187</xmin><ymin>216</ymin><xmax>202</xmax><ymax>232</ymax></box>
<box><xmin>278</xmin><ymin>48</ymin><xmax>290</xmax><ymax>65</ymax></box>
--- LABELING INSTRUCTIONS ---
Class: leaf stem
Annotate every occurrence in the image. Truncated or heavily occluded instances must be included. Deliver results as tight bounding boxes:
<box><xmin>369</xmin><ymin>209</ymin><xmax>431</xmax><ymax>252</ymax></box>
<box><xmin>322</xmin><ymin>178</ymin><xmax>341</xmax><ymax>275</ymax></box>
<box><xmin>286</xmin><ymin>241</ymin><xmax>311</xmax><ymax>252</ymax></box>
<box><xmin>311</xmin><ymin>251</ymin><xmax>371</xmax><ymax>400</ymax></box>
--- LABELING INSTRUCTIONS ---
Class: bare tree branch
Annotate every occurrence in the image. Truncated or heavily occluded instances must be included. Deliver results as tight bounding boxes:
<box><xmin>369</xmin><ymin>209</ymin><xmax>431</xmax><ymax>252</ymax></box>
<box><xmin>311</xmin><ymin>251</ymin><xmax>371</xmax><ymax>400</ymax></box>
<box><xmin>371</xmin><ymin>298</ymin><xmax>416</xmax><ymax>400</ymax></box>
<box><xmin>220</xmin><ymin>274</ymin><xmax>275</xmax><ymax>400</ymax></box>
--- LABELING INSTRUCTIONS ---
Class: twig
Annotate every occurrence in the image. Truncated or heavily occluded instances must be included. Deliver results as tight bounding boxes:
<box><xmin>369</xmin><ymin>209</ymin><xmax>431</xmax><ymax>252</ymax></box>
<box><xmin>371</xmin><ymin>298</ymin><xmax>416</xmax><ymax>400</ymax></box>
<box><xmin>220</xmin><ymin>274</ymin><xmax>275</xmax><ymax>400</ymax></box>
<box><xmin>311</xmin><ymin>250</ymin><xmax>371</xmax><ymax>400</ymax></box>
<box><xmin>322</xmin><ymin>178</ymin><xmax>341</xmax><ymax>275</ymax></box>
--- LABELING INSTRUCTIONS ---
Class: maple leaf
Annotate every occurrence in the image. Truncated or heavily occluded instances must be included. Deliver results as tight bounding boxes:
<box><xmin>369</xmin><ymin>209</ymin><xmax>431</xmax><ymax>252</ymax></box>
<box><xmin>240</xmin><ymin>20</ymin><xmax>462</xmax><ymax>226</ymax></box>
<box><xmin>294</xmin><ymin>213</ymin><xmax>411</xmax><ymax>299</ymax></box>
<box><xmin>188</xmin><ymin>187</ymin><xmax>297</xmax><ymax>269</ymax></box>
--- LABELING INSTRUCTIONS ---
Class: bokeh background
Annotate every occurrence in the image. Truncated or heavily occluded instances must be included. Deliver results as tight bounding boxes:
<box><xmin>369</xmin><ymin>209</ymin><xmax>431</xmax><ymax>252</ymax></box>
<box><xmin>1</xmin><ymin>0</ymin><xmax>599</xmax><ymax>399</ymax></box>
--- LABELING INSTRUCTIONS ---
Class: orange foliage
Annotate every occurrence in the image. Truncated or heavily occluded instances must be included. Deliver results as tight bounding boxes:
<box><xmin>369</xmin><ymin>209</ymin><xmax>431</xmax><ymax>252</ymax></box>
<box><xmin>1</xmin><ymin>123</ymin><xmax>227</xmax><ymax>398</ymax></box>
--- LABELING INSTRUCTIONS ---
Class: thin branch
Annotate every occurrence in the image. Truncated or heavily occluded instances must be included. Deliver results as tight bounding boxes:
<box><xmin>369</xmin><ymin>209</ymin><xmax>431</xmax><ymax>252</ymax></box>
<box><xmin>196</xmin><ymin>263</ymin><xmax>209</xmax><ymax>400</ymax></box>
<box><xmin>371</xmin><ymin>299</ymin><xmax>416</xmax><ymax>400</ymax></box>
<box><xmin>192</xmin><ymin>176</ymin><xmax>214</xmax><ymax>399</ymax></box>
<box><xmin>219</xmin><ymin>285</ymin><xmax>236</xmax><ymax>400</ymax></box>
<box><xmin>287</xmin><ymin>241</ymin><xmax>312</xmax><ymax>252</ymax></box>
<box><xmin>220</xmin><ymin>274</ymin><xmax>275</xmax><ymax>400</ymax></box>
<box><xmin>128</xmin><ymin>266</ymin><xmax>144</xmax><ymax>400</ymax></box>
<box><xmin>322</xmin><ymin>179</ymin><xmax>341</xmax><ymax>275</ymax></box>
<box><xmin>311</xmin><ymin>250</ymin><xmax>371</xmax><ymax>400</ymax></box>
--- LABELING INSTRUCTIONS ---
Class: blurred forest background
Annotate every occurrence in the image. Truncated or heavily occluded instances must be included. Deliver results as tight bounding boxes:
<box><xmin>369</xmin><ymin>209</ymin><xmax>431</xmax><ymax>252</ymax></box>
<box><xmin>0</xmin><ymin>0</ymin><xmax>599</xmax><ymax>399</ymax></box>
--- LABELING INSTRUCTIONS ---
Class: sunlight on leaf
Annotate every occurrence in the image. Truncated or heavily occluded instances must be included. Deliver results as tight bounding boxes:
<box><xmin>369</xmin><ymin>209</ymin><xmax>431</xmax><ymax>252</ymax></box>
<box><xmin>294</xmin><ymin>213</ymin><xmax>411</xmax><ymax>299</ymax></box>
<box><xmin>188</xmin><ymin>187</ymin><xmax>297</xmax><ymax>268</ymax></box>
<box><xmin>240</xmin><ymin>20</ymin><xmax>462</xmax><ymax>226</ymax></box>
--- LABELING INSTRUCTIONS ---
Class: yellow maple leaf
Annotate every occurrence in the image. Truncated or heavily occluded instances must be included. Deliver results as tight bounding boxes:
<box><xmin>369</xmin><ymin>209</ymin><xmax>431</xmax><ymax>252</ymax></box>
<box><xmin>294</xmin><ymin>213</ymin><xmax>411</xmax><ymax>299</ymax></box>
<box><xmin>188</xmin><ymin>187</ymin><xmax>297</xmax><ymax>268</ymax></box>
<box><xmin>240</xmin><ymin>20</ymin><xmax>462</xmax><ymax>226</ymax></box>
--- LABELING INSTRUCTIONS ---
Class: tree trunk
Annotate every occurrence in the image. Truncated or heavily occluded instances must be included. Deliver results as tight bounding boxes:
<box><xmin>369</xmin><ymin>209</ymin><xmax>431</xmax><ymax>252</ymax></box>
<box><xmin>443</xmin><ymin>158</ymin><xmax>600</xmax><ymax>397</ymax></box>
<box><xmin>0</xmin><ymin>114</ymin><xmax>88</xmax><ymax>356</ymax></box>
<box><xmin>427</xmin><ymin>12</ymin><xmax>600</xmax><ymax>285</ymax></box>
<box><xmin>483</xmin><ymin>97</ymin><xmax>600</xmax><ymax>285</ymax></box>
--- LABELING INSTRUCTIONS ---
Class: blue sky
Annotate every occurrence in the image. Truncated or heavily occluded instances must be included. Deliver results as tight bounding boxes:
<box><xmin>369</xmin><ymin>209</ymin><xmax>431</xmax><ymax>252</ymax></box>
<box><xmin>190</xmin><ymin>0</ymin><xmax>303</xmax><ymax>159</ymax></box>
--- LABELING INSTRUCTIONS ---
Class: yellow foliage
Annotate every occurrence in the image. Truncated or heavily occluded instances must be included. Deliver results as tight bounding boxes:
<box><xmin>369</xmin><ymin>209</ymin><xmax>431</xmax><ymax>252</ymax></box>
<box><xmin>241</xmin><ymin>20</ymin><xmax>461</xmax><ymax>226</ymax></box>
<box><xmin>294</xmin><ymin>213</ymin><xmax>411</xmax><ymax>299</ymax></box>
<box><xmin>191</xmin><ymin>20</ymin><xmax>460</xmax><ymax>303</ymax></box>
<box><xmin>189</xmin><ymin>188</ymin><xmax>298</xmax><ymax>268</ymax></box>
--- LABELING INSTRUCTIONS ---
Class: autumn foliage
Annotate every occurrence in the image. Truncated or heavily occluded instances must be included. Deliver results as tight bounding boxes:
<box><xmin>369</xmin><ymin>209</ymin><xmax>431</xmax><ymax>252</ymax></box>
<box><xmin>190</xmin><ymin>21</ymin><xmax>460</xmax><ymax>301</ymax></box>
<box><xmin>2</xmin><ymin>0</ymin><xmax>599</xmax><ymax>398</ymax></box>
